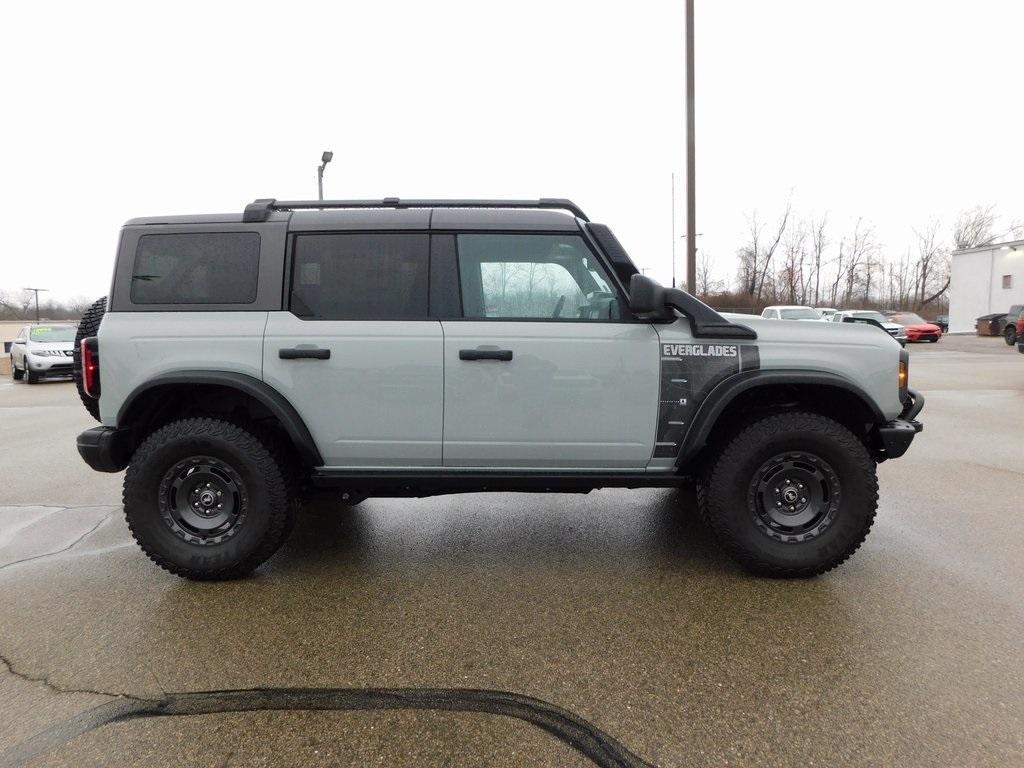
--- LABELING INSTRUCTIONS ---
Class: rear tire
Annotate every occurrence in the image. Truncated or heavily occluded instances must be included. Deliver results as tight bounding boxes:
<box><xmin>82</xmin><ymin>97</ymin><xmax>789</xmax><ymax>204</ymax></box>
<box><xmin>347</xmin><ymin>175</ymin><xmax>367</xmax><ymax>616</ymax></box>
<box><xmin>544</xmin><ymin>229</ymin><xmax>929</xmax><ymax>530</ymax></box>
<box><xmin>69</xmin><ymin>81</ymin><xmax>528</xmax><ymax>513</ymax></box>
<box><xmin>123</xmin><ymin>418</ymin><xmax>296</xmax><ymax>580</ymax></box>
<box><xmin>11</xmin><ymin>358</ymin><xmax>23</xmax><ymax>380</ymax></box>
<box><xmin>74</xmin><ymin>297</ymin><xmax>107</xmax><ymax>421</ymax></box>
<box><xmin>697</xmin><ymin>412</ymin><xmax>877</xmax><ymax>577</ymax></box>
<box><xmin>1005</xmin><ymin>326</ymin><xmax>1017</xmax><ymax>346</ymax></box>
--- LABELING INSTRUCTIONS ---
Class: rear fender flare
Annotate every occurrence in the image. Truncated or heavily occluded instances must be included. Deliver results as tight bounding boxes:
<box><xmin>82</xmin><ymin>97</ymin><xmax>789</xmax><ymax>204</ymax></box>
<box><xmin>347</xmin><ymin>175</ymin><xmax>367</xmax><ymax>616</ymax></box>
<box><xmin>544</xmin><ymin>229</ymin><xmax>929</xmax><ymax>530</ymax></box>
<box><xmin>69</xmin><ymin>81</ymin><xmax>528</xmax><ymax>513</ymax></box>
<box><xmin>118</xmin><ymin>370</ymin><xmax>323</xmax><ymax>467</ymax></box>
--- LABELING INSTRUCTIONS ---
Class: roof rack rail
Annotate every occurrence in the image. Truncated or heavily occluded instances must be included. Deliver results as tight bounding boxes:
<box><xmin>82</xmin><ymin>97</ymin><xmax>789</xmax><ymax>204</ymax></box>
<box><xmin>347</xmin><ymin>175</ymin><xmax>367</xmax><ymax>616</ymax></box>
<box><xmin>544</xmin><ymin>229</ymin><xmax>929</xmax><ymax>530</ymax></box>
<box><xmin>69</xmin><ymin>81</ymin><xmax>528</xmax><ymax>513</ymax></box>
<box><xmin>242</xmin><ymin>197</ymin><xmax>589</xmax><ymax>224</ymax></box>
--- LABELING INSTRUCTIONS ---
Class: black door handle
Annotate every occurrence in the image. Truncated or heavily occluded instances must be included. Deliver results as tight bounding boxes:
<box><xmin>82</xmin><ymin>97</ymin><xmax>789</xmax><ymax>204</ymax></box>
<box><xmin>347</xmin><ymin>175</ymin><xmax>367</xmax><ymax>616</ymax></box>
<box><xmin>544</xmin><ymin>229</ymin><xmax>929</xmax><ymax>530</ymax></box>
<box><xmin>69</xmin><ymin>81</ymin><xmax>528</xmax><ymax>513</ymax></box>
<box><xmin>279</xmin><ymin>347</ymin><xmax>330</xmax><ymax>360</ymax></box>
<box><xmin>459</xmin><ymin>349</ymin><xmax>513</xmax><ymax>361</ymax></box>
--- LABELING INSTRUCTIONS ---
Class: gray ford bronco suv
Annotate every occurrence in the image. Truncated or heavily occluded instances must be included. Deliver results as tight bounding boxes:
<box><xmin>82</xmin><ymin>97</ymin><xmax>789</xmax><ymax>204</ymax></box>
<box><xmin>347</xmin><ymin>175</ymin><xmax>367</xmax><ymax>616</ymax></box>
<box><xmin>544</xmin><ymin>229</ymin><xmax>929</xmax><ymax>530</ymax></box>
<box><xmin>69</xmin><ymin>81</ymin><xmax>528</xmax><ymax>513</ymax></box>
<box><xmin>74</xmin><ymin>198</ymin><xmax>923</xmax><ymax>580</ymax></box>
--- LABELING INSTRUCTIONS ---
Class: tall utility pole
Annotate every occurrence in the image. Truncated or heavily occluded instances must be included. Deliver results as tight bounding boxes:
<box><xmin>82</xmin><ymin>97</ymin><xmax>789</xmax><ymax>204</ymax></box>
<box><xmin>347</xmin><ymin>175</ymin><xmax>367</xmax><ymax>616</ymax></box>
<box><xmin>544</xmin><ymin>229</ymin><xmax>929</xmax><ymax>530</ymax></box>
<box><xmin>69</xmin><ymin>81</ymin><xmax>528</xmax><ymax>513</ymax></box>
<box><xmin>671</xmin><ymin>173</ymin><xmax>676</xmax><ymax>288</ymax></box>
<box><xmin>685</xmin><ymin>0</ymin><xmax>697</xmax><ymax>293</ymax></box>
<box><xmin>24</xmin><ymin>287</ymin><xmax>47</xmax><ymax>322</ymax></box>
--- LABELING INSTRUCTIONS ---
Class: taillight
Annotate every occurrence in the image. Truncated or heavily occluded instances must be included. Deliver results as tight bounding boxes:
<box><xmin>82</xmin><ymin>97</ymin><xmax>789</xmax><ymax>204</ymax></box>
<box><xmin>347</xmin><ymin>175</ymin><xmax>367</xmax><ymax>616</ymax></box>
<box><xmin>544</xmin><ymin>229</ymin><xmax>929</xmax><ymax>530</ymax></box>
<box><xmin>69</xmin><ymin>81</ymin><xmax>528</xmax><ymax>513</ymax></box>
<box><xmin>898</xmin><ymin>349</ymin><xmax>909</xmax><ymax>402</ymax></box>
<box><xmin>81</xmin><ymin>337</ymin><xmax>100</xmax><ymax>398</ymax></box>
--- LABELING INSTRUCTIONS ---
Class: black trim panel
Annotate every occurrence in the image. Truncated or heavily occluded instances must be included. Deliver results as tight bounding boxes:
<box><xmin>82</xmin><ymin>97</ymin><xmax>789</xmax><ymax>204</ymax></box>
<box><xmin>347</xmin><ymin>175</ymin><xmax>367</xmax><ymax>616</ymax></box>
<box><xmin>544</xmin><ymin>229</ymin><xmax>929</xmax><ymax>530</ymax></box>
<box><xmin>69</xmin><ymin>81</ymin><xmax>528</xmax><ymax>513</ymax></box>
<box><xmin>654</xmin><ymin>343</ymin><xmax>759</xmax><ymax>458</ymax></box>
<box><xmin>311</xmin><ymin>470</ymin><xmax>685</xmax><ymax>497</ymax></box>
<box><xmin>76</xmin><ymin>426</ymin><xmax>134</xmax><ymax>473</ymax></box>
<box><xmin>118</xmin><ymin>371</ymin><xmax>323</xmax><ymax>467</ymax></box>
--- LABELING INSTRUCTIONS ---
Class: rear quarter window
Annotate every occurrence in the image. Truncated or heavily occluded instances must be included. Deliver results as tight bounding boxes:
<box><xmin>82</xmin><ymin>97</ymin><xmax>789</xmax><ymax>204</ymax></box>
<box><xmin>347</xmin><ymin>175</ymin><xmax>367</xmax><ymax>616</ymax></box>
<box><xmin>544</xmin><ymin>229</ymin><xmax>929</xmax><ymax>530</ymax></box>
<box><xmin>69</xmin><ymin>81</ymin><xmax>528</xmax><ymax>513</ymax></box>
<box><xmin>130</xmin><ymin>233</ymin><xmax>260</xmax><ymax>304</ymax></box>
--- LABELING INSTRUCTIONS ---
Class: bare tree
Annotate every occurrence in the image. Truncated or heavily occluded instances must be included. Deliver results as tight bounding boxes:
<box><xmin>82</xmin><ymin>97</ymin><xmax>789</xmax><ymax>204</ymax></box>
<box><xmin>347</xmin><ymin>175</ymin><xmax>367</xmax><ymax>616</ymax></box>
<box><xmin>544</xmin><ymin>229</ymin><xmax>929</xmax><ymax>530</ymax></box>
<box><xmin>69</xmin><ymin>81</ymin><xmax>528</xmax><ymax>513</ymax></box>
<box><xmin>952</xmin><ymin>205</ymin><xmax>1000</xmax><ymax>250</ymax></box>
<box><xmin>754</xmin><ymin>202</ymin><xmax>791</xmax><ymax>301</ymax></box>
<box><xmin>912</xmin><ymin>220</ymin><xmax>950</xmax><ymax>309</ymax></box>
<box><xmin>778</xmin><ymin>221</ymin><xmax>808</xmax><ymax>304</ymax></box>
<box><xmin>809</xmin><ymin>214</ymin><xmax>829</xmax><ymax>306</ymax></box>
<box><xmin>696</xmin><ymin>250</ymin><xmax>724</xmax><ymax>296</ymax></box>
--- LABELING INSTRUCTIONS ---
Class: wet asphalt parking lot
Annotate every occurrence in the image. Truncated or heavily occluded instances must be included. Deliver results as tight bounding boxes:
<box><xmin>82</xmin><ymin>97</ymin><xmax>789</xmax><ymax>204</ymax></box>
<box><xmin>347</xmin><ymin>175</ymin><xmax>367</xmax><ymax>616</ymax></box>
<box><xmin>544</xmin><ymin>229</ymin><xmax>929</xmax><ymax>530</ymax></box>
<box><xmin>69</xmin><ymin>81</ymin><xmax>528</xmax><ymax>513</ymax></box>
<box><xmin>1</xmin><ymin>335</ymin><xmax>1022</xmax><ymax>767</ymax></box>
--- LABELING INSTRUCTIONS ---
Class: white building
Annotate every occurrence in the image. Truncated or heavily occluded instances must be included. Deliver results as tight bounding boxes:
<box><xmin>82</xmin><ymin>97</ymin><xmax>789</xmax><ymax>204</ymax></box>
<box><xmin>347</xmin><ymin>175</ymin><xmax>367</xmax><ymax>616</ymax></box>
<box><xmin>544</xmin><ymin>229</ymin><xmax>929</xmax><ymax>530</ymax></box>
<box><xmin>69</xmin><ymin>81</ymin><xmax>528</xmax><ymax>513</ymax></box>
<box><xmin>948</xmin><ymin>239</ymin><xmax>1024</xmax><ymax>333</ymax></box>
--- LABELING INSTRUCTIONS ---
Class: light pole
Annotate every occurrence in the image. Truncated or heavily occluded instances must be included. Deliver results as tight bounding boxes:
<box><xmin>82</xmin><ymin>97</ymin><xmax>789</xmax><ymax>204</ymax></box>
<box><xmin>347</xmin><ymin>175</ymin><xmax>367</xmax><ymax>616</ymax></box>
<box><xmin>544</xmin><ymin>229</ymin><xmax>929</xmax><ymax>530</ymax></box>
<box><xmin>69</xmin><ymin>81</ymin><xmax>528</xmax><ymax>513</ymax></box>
<box><xmin>679</xmin><ymin>233</ymin><xmax>702</xmax><ymax>289</ymax></box>
<box><xmin>24</xmin><ymin>287</ymin><xmax>47</xmax><ymax>322</ymax></box>
<box><xmin>671</xmin><ymin>173</ymin><xmax>676</xmax><ymax>287</ymax></box>
<box><xmin>317</xmin><ymin>151</ymin><xmax>333</xmax><ymax>201</ymax></box>
<box><xmin>685</xmin><ymin>0</ymin><xmax>696</xmax><ymax>294</ymax></box>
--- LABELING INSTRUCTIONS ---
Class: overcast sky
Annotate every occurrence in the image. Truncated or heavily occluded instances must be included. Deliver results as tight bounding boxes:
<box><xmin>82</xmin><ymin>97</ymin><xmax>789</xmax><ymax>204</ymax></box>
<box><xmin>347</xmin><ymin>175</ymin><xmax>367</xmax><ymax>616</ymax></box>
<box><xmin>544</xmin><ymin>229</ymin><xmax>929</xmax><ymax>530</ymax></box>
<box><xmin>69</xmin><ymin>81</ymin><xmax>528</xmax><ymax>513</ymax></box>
<box><xmin>2</xmin><ymin>0</ymin><xmax>1022</xmax><ymax>301</ymax></box>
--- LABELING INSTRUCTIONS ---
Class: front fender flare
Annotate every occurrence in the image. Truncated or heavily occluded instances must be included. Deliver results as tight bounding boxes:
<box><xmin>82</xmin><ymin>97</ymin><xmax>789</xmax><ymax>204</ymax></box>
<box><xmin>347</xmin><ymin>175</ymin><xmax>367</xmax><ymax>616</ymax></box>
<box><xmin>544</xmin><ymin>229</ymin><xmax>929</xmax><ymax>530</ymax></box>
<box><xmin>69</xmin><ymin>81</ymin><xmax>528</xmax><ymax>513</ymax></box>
<box><xmin>675</xmin><ymin>369</ymin><xmax>887</xmax><ymax>467</ymax></box>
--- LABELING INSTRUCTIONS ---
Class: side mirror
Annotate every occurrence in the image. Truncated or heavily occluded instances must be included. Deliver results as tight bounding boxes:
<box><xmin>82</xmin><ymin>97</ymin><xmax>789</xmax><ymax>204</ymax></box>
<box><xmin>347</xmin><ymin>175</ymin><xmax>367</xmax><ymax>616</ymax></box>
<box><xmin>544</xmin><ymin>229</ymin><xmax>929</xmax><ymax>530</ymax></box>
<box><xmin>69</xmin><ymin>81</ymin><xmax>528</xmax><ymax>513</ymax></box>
<box><xmin>628</xmin><ymin>273</ymin><xmax>757</xmax><ymax>339</ymax></box>
<box><xmin>628</xmin><ymin>274</ymin><xmax>667</xmax><ymax>317</ymax></box>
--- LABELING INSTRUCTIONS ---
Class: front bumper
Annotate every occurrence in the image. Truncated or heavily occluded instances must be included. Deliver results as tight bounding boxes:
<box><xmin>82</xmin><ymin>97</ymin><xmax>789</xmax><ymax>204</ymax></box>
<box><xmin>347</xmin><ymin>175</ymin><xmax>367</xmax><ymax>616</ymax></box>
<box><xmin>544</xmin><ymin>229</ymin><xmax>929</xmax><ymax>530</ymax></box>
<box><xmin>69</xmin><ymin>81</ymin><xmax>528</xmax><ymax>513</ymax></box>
<box><xmin>77</xmin><ymin>426</ymin><xmax>133</xmax><ymax>473</ymax></box>
<box><xmin>27</xmin><ymin>356</ymin><xmax>74</xmax><ymax>376</ymax></box>
<box><xmin>875</xmin><ymin>388</ymin><xmax>924</xmax><ymax>460</ymax></box>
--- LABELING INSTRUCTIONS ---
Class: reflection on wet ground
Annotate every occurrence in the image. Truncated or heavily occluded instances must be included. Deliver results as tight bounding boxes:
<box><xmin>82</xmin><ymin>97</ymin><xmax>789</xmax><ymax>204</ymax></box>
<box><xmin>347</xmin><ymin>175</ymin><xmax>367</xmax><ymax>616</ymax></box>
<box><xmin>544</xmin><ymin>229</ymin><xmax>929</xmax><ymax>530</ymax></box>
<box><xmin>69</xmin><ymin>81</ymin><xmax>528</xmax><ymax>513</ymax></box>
<box><xmin>1</xmin><ymin>338</ymin><xmax>1023</xmax><ymax>766</ymax></box>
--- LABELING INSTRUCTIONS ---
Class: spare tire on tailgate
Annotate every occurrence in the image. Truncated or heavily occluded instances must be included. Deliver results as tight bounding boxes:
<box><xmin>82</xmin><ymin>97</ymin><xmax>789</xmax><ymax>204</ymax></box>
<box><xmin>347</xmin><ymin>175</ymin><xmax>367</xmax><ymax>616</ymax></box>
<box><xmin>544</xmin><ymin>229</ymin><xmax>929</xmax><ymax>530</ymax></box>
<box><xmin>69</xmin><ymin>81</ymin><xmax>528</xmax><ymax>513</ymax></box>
<box><xmin>73</xmin><ymin>297</ymin><xmax>107</xmax><ymax>422</ymax></box>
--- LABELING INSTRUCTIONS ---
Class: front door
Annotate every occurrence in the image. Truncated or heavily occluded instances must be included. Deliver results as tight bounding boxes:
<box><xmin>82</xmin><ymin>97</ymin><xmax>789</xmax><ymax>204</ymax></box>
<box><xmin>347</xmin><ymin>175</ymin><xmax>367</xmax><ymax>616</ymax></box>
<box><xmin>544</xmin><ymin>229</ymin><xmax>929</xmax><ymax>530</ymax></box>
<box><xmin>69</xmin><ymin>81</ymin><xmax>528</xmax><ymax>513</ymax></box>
<box><xmin>441</xmin><ymin>232</ymin><xmax>660</xmax><ymax>468</ymax></box>
<box><xmin>262</xmin><ymin>232</ymin><xmax>443</xmax><ymax>467</ymax></box>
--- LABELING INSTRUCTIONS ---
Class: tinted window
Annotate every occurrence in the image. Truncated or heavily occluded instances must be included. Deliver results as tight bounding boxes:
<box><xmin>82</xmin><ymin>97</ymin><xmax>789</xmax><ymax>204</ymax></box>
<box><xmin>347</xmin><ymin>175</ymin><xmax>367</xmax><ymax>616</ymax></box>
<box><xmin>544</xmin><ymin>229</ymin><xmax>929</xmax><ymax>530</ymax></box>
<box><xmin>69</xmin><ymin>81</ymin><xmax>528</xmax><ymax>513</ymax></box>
<box><xmin>780</xmin><ymin>308</ymin><xmax>821</xmax><ymax>320</ymax></box>
<box><xmin>131</xmin><ymin>233</ymin><xmax>260</xmax><ymax>304</ymax></box>
<box><xmin>456</xmin><ymin>234</ymin><xmax>619</xmax><ymax>320</ymax></box>
<box><xmin>290</xmin><ymin>233</ymin><xmax>429</xmax><ymax>320</ymax></box>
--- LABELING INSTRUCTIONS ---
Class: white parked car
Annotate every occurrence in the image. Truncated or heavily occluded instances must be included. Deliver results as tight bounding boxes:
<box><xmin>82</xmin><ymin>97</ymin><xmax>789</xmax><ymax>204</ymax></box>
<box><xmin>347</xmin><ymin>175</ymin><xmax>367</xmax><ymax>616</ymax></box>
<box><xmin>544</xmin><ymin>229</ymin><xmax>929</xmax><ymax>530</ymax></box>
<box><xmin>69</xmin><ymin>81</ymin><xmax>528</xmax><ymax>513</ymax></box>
<box><xmin>9</xmin><ymin>324</ymin><xmax>78</xmax><ymax>384</ymax></box>
<box><xmin>816</xmin><ymin>307</ymin><xmax>838</xmax><ymax>321</ymax></box>
<box><xmin>760</xmin><ymin>305</ymin><xmax>824</xmax><ymax>321</ymax></box>
<box><xmin>832</xmin><ymin>310</ymin><xmax>908</xmax><ymax>346</ymax></box>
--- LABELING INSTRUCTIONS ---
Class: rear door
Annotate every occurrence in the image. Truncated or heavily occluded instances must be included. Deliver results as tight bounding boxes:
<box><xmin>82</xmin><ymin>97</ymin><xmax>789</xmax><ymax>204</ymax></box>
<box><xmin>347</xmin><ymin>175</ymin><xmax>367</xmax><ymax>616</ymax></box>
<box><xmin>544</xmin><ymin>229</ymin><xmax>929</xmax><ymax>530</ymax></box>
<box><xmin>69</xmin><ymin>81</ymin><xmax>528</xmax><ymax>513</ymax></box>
<box><xmin>262</xmin><ymin>230</ymin><xmax>444</xmax><ymax>467</ymax></box>
<box><xmin>439</xmin><ymin>231</ymin><xmax>660</xmax><ymax>468</ymax></box>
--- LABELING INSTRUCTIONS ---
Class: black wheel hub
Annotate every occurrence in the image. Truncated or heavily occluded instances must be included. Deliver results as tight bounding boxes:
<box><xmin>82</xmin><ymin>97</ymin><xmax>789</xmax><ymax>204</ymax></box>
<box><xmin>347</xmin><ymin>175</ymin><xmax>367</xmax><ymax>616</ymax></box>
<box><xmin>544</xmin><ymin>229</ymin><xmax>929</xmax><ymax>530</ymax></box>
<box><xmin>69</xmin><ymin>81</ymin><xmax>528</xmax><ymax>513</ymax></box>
<box><xmin>748</xmin><ymin>452</ymin><xmax>840</xmax><ymax>543</ymax></box>
<box><xmin>158</xmin><ymin>456</ymin><xmax>248</xmax><ymax>545</ymax></box>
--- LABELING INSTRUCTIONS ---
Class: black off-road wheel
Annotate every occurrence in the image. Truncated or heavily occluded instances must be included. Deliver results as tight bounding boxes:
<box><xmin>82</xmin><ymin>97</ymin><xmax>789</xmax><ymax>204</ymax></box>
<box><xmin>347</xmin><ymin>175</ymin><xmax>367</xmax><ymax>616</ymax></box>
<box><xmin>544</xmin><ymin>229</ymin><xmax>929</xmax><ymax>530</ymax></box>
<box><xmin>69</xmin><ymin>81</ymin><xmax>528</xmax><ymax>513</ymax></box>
<box><xmin>1005</xmin><ymin>326</ymin><xmax>1017</xmax><ymax>346</ymax></box>
<box><xmin>697</xmin><ymin>412</ymin><xmax>878</xmax><ymax>578</ymax></box>
<box><xmin>73</xmin><ymin>296</ymin><xmax>107</xmax><ymax>421</ymax></box>
<box><xmin>123</xmin><ymin>418</ymin><xmax>296</xmax><ymax>580</ymax></box>
<box><xmin>11</xmin><ymin>358</ymin><xmax>23</xmax><ymax>380</ymax></box>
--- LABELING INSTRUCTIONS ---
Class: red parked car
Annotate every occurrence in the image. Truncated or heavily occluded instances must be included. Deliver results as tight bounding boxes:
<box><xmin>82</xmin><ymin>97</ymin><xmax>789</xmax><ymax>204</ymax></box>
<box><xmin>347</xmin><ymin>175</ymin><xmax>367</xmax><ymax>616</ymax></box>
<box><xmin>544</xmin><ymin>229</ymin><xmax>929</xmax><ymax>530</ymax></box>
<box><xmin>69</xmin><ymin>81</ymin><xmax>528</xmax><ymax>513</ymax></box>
<box><xmin>886</xmin><ymin>312</ymin><xmax>943</xmax><ymax>343</ymax></box>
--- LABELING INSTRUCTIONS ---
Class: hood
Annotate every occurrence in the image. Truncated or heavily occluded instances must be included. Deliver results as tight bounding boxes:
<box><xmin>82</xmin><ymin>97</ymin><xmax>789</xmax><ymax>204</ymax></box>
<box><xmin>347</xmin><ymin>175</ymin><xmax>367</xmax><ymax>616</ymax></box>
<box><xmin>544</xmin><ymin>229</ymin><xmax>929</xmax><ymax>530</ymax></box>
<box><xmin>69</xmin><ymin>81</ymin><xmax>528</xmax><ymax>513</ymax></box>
<box><xmin>881</xmin><ymin>322</ymin><xmax>905</xmax><ymax>333</ymax></box>
<box><xmin>724</xmin><ymin>312</ymin><xmax>901</xmax><ymax>347</ymax></box>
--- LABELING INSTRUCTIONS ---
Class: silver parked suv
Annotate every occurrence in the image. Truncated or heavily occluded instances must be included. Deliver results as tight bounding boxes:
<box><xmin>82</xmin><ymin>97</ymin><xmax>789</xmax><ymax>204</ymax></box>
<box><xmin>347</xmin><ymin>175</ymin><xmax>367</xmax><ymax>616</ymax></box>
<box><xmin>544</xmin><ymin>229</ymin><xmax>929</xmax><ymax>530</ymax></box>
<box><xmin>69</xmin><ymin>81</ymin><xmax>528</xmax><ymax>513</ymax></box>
<box><xmin>74</xmin><ymin>198</ymin><xmax>924</xmax><ymax>580</ymax></box>
<box><xmin>10</xmin><ymin>323</ymin><xmax>78</xmax><ymax>383</ymax></box>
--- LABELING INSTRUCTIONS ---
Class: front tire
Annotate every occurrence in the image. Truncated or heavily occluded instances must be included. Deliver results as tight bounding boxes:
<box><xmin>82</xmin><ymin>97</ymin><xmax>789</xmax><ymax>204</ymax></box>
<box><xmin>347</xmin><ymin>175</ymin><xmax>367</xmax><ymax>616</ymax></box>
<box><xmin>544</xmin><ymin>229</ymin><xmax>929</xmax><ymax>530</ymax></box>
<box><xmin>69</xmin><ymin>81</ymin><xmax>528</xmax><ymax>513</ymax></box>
<box><xmin>123</xmin><ymin>418</ymin><xmax>296</xmax><ymax>580</ymax></box>
<box><xmin>26</xmin><ymin>368</ymin><xmax>39</xmax><ymax>384</ymax></box>
<box><xmin>697</xmin><ymin>412</ymin><xmax>877</xmax><ymax>577</ymax></box>
<box><xmin>11</xmin><ymin>358</ymin><xmax>23</xmax><ymax>380</ymax></box>
<box><xmin>1005</xmin><ymin>326</ymin><xmax>1017</xmax><ymax>346</ymax></box>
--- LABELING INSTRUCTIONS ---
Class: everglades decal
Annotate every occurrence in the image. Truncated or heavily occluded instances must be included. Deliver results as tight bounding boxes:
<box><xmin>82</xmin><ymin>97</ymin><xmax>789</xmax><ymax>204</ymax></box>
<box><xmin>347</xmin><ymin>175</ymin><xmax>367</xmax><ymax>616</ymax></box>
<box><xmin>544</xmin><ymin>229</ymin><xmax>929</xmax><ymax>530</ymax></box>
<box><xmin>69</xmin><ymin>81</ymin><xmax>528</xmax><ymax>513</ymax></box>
<box><xmin>654</xmin><ymin>342</ymin><xmax>760</xmax><ymax>458</ymax></box>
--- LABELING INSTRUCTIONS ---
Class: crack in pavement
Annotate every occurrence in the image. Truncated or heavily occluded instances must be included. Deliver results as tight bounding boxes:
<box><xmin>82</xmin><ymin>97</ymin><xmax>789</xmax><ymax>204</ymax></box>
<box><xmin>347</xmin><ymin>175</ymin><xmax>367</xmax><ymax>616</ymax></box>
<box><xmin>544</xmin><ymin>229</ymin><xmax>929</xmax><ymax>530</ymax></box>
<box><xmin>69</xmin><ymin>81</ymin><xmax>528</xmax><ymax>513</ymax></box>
<box><xmin>0</xmin><ymin>651</ymin><xmax>141</xmax><ymax>702</ymax></box>
<box><xmin>0</xmin><ymin>687</ymin><xmax>658</xmax><ymax>768</ymax></box>
<box><xmin>0</xmin><ymin>509</ymin><xmax>116</xmax><ymax>573</ymax></box>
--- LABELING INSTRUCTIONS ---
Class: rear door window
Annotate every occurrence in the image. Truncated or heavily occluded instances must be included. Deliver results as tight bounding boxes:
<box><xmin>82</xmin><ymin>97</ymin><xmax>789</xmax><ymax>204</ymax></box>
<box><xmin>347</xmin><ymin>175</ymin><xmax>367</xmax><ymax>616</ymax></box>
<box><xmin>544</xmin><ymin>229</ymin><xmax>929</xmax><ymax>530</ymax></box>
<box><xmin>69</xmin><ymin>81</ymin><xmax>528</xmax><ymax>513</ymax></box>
<box><xmin>131</xmin><ymin>233</ymin><xmax>260</xmax><ymax>304</ymax></box>
<box><xmin>290</xmin><ymin>233</ymin><xmax>429</xmax><ymax>320</ymax></box>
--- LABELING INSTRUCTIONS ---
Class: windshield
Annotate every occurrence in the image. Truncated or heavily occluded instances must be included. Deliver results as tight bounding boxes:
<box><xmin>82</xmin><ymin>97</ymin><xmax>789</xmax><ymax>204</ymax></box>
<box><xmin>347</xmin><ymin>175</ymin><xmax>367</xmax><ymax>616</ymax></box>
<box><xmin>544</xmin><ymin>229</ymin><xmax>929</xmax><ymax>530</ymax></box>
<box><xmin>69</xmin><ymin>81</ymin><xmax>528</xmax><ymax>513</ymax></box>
<box><xmin>780</xmin><ymin>308</ymin><xmax>821</xmax><ymax>320</ymax></box>
<box><xmin>890</xmin><ymin>313</ymin><xmax>926</xmax><ymax>325</ymax></box>
<box><xmin>29</xmin><ymin>325</ymin><xmax>76</xmax><ymax>342</ymax></box>
<box><xmin>851</xmin><ymin>311</ymin><xmax>888</xmax><ymax>323</ymax></box>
